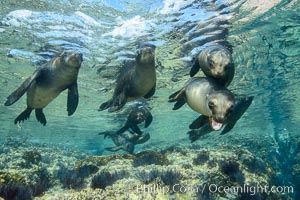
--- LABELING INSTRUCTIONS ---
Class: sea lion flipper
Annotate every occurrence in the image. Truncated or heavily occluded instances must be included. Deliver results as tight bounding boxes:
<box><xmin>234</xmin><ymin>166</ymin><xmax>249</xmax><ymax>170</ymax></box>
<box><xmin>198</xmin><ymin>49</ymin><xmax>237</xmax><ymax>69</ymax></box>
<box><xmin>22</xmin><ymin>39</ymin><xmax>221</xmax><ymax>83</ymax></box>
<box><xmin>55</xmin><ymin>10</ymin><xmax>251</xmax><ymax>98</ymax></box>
<box><xmin>14</xmin><ymin>107</ymin><xmax>33</xmax><ymax>124</ymax></box>
<box><xmin>5</xmin><ymin>69</ymin><xmax>41</xmax><ymax>106</ymax></box>
<box><xmin>220</xmin><ymin>96</ymin><xmax>254</xmax><ymax>135</ymax></box>
<box><xmin>105</xmin><ymin>146</ymin><xmax>123</xmax><ymax>152</ymax></box>
<box><xmin>189</xmin><ymin>115</ymin><xmax>209</xmax><ymax>129</ymax></box>
<box><xmin>130</xmin><ymin>124</ymin><xmax>142</xmax><ymax>135</ymax></box>
<box><xmin>98</xmin><ymin>99</ymin><xmax>113</xmax><ymax>111</ymax></box>
<box><xmin>144</xmin><ymin>112</ymin><xmax>153</xmax><ymax>128</ymax></box>
<box><xmin>35</xmin><ymin>109</ymin><xmax>47</xmax><ymax>126</ymax></box>
<box><xmin>173</xmin><ymin>98</ymin><xmax>186</xmax><ymax>110</ymax></box>
<box><xmin>168</xmin><ymin>88</ymin><xmax>185</xmax><ymax>102</ymax></box>
<box><xmin>116</xmin><ymin>124</ymin><xmax>129</xmax><ymax>135</ymax></box>
<box><xmin>67</xmin><ymin>81</ymin><xmax>79</xmax><ymax>116</ymax></box>
<box><xmin>107</xmin><ymin>91</ymin><xmax>127</xmax><ymax>112</ymax></box>
<box><xmin>99</xmin><ymin>131</ymin><xmax>115</xmax><ymax>138</ymax></box>
<box><xmin>135</xmin><ymin>133</ymin><xmax>150</xmax><ymax>144</ymax></box>
<box><xmin>190</xmin><ymin>57</ymin><xmax>200</xmax><ymax>77</ymax></box>
<box><xmin>144</xmin><ymin>83</ymin><xmax>156</xmax><ymax>99</ymax></box>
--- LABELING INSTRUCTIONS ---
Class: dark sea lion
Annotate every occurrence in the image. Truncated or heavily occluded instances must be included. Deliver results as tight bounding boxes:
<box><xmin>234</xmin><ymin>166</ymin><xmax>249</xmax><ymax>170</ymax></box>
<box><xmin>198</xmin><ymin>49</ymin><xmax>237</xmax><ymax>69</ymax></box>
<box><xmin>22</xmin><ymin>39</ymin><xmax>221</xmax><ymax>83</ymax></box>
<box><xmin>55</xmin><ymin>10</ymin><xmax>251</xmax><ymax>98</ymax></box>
<box><xmin>116</xmin><ymin>105</ymin><xmax>153</xmax><ymax>135</ymax></box>
<box><xmin>99</xmin><ymin>44</ymin><xmax>156</xmax><ymax>112</ymax></box>
<box><xmin>187</xmin><ymin>96</ymin><xmax>254</xmax><ymax>142</ymax></box>
<box><xmin>169</xmin><ymin>77</ymin><xmax>235</xmax><ymax>131</ymax></box>
<box><xmin>4</xmin><ymin>50</ymin><xmax>83</xmax><ymax>125</ymax></box>
<box><xmin>190</xmin><ymin>43</ymin><xmax>234</xmax><ymax>87</ymax></box>
<box><xmin>99</xmin><ymin>130</ymin><xmax>150</xmax><ymax>154</ymax></box>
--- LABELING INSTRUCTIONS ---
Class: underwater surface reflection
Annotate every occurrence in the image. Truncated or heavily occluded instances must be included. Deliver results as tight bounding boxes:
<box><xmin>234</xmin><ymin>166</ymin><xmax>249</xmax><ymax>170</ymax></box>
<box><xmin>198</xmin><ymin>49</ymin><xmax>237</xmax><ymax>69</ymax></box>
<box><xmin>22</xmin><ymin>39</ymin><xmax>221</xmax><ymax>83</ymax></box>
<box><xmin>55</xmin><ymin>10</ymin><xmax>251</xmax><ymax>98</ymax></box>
<box><xmin>0</xmin><ymin>0</ymin><xmax>299</xmax><ymax>199</ymax></box>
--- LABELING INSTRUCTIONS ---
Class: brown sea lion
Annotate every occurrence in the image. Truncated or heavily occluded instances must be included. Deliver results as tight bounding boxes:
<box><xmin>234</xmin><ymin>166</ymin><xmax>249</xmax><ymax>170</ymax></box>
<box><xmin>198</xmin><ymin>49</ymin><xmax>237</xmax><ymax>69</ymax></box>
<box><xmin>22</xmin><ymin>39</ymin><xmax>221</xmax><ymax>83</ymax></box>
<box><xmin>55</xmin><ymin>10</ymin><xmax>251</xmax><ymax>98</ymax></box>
<box><xmin>169</xmin><ymin>77</ymin><xmax>235</xmax><ymax>131</ymax></box>
<box><xmin>188</xmin><ymin>96</ymin><xmax>254</xmax><ymax>142</ymax></box>
<box><xmin>98</xmin><ymin>44</ymin><xmax>156</xmax><ymax>112</ymax></box>
<box><xmin>4</xmin><ymin>50</ymin><xmax>83</xmax><ymax>125</ymax></box>
<box><xmin>190</xmin><ymin>43</ymin><xmax>234</xmax><ymax>87</ymax></box>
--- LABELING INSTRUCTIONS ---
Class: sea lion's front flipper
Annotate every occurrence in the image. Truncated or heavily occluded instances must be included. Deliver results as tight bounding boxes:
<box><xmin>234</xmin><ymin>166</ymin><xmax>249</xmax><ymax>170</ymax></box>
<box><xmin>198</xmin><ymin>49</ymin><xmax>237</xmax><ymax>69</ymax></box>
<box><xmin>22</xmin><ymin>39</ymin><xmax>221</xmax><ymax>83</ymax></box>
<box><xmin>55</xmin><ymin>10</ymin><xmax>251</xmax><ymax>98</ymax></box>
<box><xmin>5</xmin><ymin>69</ymin><xmax>41</xmax><ymax>106</ymax></box>
<box><xmin>35</xmin><ymin>109</ymin><xmax>47</xmax><ymax>126</ymax></box>
<box><xmin>67</xmin><ymin>81</ymin><xmax>79</xmax><ymax>116</ymax></box>
<box><xmin>135</xmin><ymin>133</ymin><xmax>150</xmax><ymax>144</ymax></box>
<box><xmin>105</xmin><ymin>146</ymin><xmax>123</xmax><ymax>152</ymax></box>
<box><xmin>144</xmin><ymin>112</ymin><xmax>153</xmax><ymax>128</ymax></box>
<box><xmin>130</xmin><ymin>124</ymin><xmax>142</xmax><ymax>135</ymax></box>
<box><xmin>116</xmin><ymin>123</ymin><xmax>130</xmax><ymax>135</ymax></box>
<box><xmin>189</xmin><ymin>115</ymin><xmax>209</xmax><ymax>129</ymax></box>
<box><xmin>220</xmin><ymin>96</ymin><xmax>254</xmax><ymax>135</ymax></box>
<box><xmin>14</xmin><ymin>107</ymin><xmax>33</xmax><ymax>124</ymax></box>
<box><xmin>190</xmin><ymin>57</ymin><xmax>200</xmax><ymax>77</ymax></box>
<box><xmin>144</xmin><ymin>83</ymin><xmax>156</xmax><ymax>99</ymax></box>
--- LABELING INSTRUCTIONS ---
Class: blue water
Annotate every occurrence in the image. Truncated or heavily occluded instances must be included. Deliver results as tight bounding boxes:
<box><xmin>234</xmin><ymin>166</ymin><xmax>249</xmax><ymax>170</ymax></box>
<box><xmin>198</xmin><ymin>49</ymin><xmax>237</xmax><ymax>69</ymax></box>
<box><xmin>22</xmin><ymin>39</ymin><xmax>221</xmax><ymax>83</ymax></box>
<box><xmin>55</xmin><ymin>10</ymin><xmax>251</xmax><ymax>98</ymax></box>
<box><xmin>0</xmin><ymin>0</ymin><xmax>299</xmax><ymax>199</ymax></box>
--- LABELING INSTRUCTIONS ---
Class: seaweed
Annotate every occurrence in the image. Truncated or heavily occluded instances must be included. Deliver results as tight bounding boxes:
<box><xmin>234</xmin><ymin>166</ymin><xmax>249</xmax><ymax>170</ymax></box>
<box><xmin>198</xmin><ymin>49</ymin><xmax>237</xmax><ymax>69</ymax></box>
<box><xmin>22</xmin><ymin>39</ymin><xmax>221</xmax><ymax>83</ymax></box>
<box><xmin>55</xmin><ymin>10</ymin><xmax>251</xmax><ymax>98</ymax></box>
<box><xmin>57</xmin><ymin>167</ymin><xmax>84</xmax><ymax>189</ymax></box>
<box><xmin>133</xmin><ymin>151</ymin><xmax>169</xmax><ymax>167</ymax></box>
<box><xmin>193</xmin><ymin>150</ymin><xmax>210</xmax><ymax>165</ymax></box>
<box><xmin>161</xmin><ymin>169</ymin><xmax>182</xmax><ymax>186</ymax></box>
<box><xmin>0</xmin><ymin>182</ymin><xmax>32</xmax><ymax>200</ymax></box>
<box><xmin>135</xmin><ymin>169</ymin><xmax>160</xmax><ymax>184</ymax></box>
<box><xmin>91</xmin><ymin>170</ymin><xmax>128</xmax><ymax>189</ymax></box>
<box><xmin>22</xmin><ymin>149</ymin><xmax>42</xmax><ymax>165</ymax></box>
<box><xmin>219</xmin><ymin>160</ymin><xmax>245</xmax><ymax>184</ymax></box>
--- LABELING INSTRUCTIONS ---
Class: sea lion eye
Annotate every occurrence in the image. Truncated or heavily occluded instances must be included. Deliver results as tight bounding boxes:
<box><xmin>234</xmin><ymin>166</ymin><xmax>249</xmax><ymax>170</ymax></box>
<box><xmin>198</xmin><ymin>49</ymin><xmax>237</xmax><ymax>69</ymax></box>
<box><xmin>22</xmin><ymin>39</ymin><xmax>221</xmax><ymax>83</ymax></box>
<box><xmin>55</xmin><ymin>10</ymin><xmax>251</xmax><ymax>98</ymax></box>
<box><xmin>208</xmin><ymin>101</ymin><xmax>214</xmax><ymax>108</ymax></box>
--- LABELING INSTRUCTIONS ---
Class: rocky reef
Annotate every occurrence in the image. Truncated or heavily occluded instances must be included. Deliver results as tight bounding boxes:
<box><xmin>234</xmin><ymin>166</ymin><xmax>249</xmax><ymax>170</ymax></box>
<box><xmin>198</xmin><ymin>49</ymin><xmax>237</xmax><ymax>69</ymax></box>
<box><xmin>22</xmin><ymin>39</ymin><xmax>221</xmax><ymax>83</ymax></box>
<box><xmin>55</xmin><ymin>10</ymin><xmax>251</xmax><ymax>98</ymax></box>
<box><xmin>0</xmin><ymin>137</ymin><xmax>293</xmax><ymax>200</ymax></box>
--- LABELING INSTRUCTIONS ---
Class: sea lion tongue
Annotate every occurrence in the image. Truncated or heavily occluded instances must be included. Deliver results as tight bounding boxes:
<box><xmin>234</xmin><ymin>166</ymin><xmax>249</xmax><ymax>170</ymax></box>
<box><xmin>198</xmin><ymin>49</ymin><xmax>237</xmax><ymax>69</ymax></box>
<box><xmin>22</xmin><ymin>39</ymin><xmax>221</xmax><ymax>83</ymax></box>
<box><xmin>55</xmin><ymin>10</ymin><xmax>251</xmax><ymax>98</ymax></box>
<box><xmin>210</xmin><ymin>117</ymin><xmax>223</xmax><ymax>131</ymax></box>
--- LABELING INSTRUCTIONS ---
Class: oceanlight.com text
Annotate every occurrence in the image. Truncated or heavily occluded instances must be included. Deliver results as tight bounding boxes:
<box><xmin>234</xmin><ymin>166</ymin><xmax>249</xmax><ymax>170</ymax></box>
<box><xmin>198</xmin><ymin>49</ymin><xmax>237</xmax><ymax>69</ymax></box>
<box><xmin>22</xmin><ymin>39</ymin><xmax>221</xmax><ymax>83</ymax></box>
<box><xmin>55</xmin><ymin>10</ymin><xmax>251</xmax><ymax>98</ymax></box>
<box><xmin>135</xmin><ymin>183</ymin><xmax>294</xmax><ymax>196</ymax></box>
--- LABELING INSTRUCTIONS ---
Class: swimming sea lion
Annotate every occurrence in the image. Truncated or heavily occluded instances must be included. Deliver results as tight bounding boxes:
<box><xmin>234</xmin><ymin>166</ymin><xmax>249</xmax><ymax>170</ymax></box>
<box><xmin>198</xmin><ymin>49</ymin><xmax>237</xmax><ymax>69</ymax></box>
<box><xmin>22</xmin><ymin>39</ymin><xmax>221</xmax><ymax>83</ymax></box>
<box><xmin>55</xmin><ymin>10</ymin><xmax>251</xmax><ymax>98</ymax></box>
<box><xmin>188</xmin><ymin>96</ymin><xmax>254</xmax><ymax>142</ymax></box>
<box><xmin>190</xmin><ymin>43</ymin><xmax>234</xmax><ymax>87</ymax></box>
<box><xmin>99</xmin><ymin>130</ymin><xmax>150</xmax><ymax>154</ymax></box>
<box><xmin>4</xmin><ymin>50</ymin><xmax>83</xmax><ymax>125</ymax></box>
<box><xmin>116</xmin><ymin>104</ymin><xmax>153</xmax><ymax>135</ymax></box>
<box><xmin>169</xmin><ymin>77</ymin><xmax>235</xmax><ymax>131</ymax></box>
<box><xmin>99</xmin><ymin>44</ymin><xmax>156</xmax><ymax>112</ymax></box>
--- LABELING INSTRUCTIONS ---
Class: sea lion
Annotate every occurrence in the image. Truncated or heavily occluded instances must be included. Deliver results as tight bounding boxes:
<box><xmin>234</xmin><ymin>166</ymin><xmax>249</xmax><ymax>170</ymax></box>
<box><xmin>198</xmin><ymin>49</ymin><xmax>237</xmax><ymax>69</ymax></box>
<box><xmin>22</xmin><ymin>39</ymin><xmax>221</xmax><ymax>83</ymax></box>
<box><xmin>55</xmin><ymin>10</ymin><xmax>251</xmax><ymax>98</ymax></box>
<box><xmin>169</xmin><ymin>77</ymin><xmax>235</xmax><ymax>131</ymax></box>
<box><xmin>4</xmin><ymin>50</ymin><xmax>83</xmax><ymax>125</ymax></box>
<box><xmin>99</xmin><ymin>44</ymin><xmax>156</xmax><ymax>112</ymax></box>
<box><xmin>116</xmin><ymin>104</ymin><xmax>153</xmax><ymax>135</ymax></box>
<box><xmin>187</xmin><ymin>96</ymin><xmax>254</xmax><ymax>142</ymax></box>
<box><xmin>99</xmin><ymin>130</ymin><xmax>150</xmax><ymax>154</ymax></box>
<box><xmin>190</xmin><ymin>43</ymin><xmax>234</xmax><ymax>87</ymax></box>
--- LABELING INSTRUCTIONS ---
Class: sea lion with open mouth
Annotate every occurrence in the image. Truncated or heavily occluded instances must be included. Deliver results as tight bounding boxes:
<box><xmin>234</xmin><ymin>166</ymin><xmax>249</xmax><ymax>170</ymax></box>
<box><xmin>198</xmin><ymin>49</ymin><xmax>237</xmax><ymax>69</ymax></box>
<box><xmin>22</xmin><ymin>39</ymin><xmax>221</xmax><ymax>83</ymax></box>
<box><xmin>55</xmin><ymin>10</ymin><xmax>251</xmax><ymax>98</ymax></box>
<box><xmin>169</xmin><ymin>77</ymin><xmax>235</xmax><ymax>131</ymax></box>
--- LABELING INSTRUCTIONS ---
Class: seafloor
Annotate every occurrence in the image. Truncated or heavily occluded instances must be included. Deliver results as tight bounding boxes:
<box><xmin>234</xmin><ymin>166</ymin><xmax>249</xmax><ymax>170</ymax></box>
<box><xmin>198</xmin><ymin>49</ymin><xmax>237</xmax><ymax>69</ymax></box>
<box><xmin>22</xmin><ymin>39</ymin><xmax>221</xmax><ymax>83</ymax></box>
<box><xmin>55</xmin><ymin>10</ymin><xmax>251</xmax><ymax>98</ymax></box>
<box><xmin>0</xmin><ymin>137</ymin><xmax>296</xmax><ymax>200</ymax></box>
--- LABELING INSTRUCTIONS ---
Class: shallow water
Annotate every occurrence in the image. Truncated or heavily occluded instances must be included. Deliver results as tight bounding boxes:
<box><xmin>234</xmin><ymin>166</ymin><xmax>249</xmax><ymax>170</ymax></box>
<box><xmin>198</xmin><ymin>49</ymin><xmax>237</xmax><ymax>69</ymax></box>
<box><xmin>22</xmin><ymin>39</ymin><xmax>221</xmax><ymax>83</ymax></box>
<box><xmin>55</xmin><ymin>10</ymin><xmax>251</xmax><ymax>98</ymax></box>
<box><xmin>0</xmin><ymin>0</ymin><xmax>299</xmax><ymax>199</ymax></box>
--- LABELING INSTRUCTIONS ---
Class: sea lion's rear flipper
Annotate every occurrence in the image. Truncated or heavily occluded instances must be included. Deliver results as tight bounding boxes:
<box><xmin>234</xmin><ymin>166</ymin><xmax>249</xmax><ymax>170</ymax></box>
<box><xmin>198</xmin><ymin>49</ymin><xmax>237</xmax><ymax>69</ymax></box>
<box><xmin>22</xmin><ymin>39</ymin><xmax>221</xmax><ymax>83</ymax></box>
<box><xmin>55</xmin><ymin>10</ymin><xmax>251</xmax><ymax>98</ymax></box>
<box><xmin>187</xmin><ymin>123</ymin><xmax>214</xmax><ymax>142</ymax></box>
<box><xmin>14</xmin><ymin>107</ymin><xmax>33</xmax><ymax>124</ymax></box>
<box><xmin>220</xmin><ymin>96</ymin><xmax>254</xmax><ymax>135</ymax></box>
<box><xmin>67</xmin><ymin>81</ymin><xmax>79</xmax><ymax>116</ymax></box>
<box><xmin>130</xmin><ymin>124</ymin><xmax>142</xmax><ymax>135</ymax></box>
<box><xmin>98</xmin><ymin>99</ymin><xmax>113</xmax><ymax>111</ymax></box>
<box><xmin>99</xmin><ymin>131</ymin><xmax>115</xmax><ymax>138</ymax></box>
<box><xmin>189</xmin><ymin>115</ymin><xmax>209</xmax><ymax>129</ymax></box>
<box><xmin>169</xmin><ymin>88</ymin><xmax>186</xmax><ymax>110</ymax></box>
<box><xmin>144</xmin><ymin>112</ymin><xmax>153</xmax><ymax>128</ymax></box>
<box><xmin>144</xmin><ymin>83</ymin><xmax>156</xmax><ymax>99</ymax></box>
<box><xmin>105</xmin><ymin>146</ymin><xmax>123</xmax><ymax>152</ymax></box>
<box><xmin>35</xmin><ymin>109</ymin><xmax>47</xmax><ymax>126</ymax></box>
<box><xmin>190</xmin><ymin>57</ymin><xmax>200</xmax><ymax>77</ymax></box>
<box><xmin>5</xmin><ymin>69</ymin><xmax>41</xmax><ymax>106</ymax></box>
<box><xmin>103</xmin><ymin>91</ymin><xmax>127</xmax><ymax>112</ymax></box>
